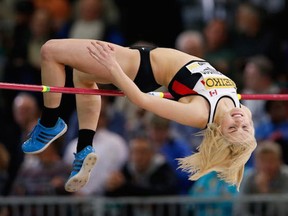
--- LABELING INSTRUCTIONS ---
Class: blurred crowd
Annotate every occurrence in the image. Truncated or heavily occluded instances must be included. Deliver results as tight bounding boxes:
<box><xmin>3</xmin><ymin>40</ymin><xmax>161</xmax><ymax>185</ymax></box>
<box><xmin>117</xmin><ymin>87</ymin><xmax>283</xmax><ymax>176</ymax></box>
<box><xmin>0</xmin><ymin>0</ymin><xmax>288</xmax><ymax>215</ymax></box>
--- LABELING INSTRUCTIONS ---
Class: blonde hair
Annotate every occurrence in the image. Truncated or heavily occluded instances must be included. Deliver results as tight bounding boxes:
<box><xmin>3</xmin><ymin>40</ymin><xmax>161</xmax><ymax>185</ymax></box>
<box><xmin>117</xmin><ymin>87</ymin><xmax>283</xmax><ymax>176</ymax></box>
<box><xmin>178</xmin><ymin>123</ymin><xmax>257</xmax><ymax>191</ymax></box>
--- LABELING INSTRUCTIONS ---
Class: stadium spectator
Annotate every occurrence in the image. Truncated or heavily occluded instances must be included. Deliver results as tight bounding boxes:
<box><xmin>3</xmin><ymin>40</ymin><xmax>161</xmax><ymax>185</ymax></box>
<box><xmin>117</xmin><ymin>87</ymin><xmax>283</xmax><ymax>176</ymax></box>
<box><xmin>148</xmin><ymin>114</ymin><xmax>193</xmax><ymax>194</ymax></box>
<box><xmin>234</xmin><ymin>140</ymin><xmax>288</xmax><ymax>216</ymax></box>
<box><xmin>105</xmin><ymin>134</ymin><xmax>178</xmax><ymax>216</ymax></box>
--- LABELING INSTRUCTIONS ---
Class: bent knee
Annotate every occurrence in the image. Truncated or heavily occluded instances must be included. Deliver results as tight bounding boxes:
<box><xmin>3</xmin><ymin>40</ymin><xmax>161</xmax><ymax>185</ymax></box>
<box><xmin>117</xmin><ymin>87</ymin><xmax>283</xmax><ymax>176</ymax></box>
<box><xmin>40</xmin><ymin>39</ymin><xmax>61</xmax><ymax>61</ymax></box>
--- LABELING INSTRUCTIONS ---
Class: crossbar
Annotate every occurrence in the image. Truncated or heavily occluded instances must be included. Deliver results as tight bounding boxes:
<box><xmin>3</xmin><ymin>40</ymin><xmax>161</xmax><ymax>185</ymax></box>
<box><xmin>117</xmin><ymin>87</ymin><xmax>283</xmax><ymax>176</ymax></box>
<box><xmin>0</xmin><ymin>82</ymin><xmax>287</xmax><ymax>100</ymax></box>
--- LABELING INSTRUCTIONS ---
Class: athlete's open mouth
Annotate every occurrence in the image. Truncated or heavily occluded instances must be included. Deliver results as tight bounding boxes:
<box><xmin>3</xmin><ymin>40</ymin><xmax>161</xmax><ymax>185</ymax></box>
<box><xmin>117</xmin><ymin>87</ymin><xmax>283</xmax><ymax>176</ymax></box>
<box><xmin>231</xmin><ymin>113</ymin><xmax>243</xmax><ymax>117</ymax></box>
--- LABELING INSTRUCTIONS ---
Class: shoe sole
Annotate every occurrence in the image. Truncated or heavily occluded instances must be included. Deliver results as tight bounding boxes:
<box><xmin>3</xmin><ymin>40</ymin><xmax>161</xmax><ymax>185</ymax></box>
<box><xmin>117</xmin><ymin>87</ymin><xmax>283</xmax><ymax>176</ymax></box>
<box><xmin>64</xmin><ymin>152</ymin><xmax>97</xmax><ymax>192</ymax></box>
<box><xmin>24</xmin><ymin>124</ymin><xmax>68</xmax><ymax>154</ymax></box>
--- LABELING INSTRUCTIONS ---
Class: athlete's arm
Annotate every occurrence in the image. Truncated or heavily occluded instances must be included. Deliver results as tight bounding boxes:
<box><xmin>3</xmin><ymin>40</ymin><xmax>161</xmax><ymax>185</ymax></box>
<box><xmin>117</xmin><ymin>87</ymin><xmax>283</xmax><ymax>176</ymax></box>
<box><xmin>87</xmin><ymin>41</ymin><xmax>207</xmax><ymax>128</ymax></box>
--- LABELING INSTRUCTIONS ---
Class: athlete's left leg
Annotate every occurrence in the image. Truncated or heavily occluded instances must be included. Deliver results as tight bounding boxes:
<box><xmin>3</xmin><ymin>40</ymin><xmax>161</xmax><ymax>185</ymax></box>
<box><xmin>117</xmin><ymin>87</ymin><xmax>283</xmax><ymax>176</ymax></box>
<box><xmin>65</xmin><ymin>70</ymin><xmax>100</xmax><ymax>192</ymax></box>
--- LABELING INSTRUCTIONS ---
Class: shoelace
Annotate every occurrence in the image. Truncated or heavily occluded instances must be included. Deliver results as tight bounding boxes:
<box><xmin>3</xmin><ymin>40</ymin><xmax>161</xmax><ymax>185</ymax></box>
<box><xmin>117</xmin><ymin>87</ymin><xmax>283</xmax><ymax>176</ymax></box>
<box><xmin>72</xmin><ymin>153</ymin><xmax>83</xmax><ymax>172</ymax></box>
<box><xmin>27</xmin><ymin>124</ymin><xmax>39</xmax><ymax>139</ymax></box>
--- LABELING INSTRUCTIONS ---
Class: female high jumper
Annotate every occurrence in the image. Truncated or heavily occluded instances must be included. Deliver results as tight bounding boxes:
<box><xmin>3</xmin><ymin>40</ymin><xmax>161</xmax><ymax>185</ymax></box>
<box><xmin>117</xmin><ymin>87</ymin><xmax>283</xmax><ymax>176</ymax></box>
<box><xmin>22</xmin><ymin>39</ymin><xmax>257</xmax><ymax>192</ymax></box>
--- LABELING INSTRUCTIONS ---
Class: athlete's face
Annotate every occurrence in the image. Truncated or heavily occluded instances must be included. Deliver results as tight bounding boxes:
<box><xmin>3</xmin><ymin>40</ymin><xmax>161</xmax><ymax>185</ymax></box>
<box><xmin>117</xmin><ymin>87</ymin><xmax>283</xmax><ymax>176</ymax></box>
<box><xmin>220</xmin><ymin>106</ymin><xmax>254</xmax><ymax>140</ymax></box>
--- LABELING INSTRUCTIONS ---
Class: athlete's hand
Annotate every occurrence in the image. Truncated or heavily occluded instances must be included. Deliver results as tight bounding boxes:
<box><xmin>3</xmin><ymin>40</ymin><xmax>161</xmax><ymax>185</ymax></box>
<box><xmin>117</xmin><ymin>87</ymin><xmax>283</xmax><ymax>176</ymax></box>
<box><xmin>87</xmin><ymin>41</ymin><xmax>118</xmax><ymax>71</ymax></box>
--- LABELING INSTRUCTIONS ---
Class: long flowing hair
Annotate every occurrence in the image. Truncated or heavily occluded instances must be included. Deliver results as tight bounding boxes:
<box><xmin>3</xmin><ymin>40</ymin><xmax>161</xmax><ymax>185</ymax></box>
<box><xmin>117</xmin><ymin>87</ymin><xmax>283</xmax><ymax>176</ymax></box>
<box><xmin>177</xmin><ymin>123</ymin><xmax>257</xmax><ymax>191</ymax></box>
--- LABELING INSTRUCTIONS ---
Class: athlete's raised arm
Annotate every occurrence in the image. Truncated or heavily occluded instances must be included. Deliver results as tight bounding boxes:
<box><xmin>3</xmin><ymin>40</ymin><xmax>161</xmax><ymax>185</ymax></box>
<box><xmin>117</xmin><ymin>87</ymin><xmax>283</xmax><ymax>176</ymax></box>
<box><xmin>87</xmin><ymin>41</ymin><xmax>207</xmax><ymax>128</ymax></box>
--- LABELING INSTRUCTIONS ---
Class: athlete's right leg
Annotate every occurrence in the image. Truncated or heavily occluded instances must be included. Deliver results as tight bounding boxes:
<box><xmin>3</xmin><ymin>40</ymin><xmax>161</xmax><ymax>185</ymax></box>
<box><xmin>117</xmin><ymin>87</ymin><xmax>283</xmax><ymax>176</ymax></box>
<box><xmin>22</xmin><ymin>40</ymin><xmax>71</xmax><ymax>154</ymax></box>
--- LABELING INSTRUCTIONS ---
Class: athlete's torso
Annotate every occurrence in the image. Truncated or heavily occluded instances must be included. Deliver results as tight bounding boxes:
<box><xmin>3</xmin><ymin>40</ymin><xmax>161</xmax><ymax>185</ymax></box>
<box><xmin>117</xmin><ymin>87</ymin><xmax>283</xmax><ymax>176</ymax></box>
<box><xmin>128</xmin><ymin>47</ymin><xmax>240</xmax><ymax>124</ymax></box>
<box><xmin>168</xmin><ymin>61</ymin><xmax>240</xmax><ymax>124</ymax></box>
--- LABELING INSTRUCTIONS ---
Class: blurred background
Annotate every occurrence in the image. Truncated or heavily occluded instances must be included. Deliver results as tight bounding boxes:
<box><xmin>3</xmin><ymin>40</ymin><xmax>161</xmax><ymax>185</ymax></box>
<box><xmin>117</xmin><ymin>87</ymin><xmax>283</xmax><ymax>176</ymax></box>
<box><xmin>0</xmin><ymin>0</ymin><xmax>287</xmax><ymax>215</ymax></box>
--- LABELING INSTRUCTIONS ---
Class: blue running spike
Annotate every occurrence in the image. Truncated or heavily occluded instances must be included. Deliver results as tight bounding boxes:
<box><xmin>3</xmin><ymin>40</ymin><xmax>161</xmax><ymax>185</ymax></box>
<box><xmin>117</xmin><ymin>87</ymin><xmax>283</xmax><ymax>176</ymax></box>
<box><xmin>65</xmin><ymin>146</ymin><xmax>97</xmax><ymax>192</ymax></box>
<box><xmin>22</xmin><ymin>118</ymin><xmax>67</xmax><ymax>154</ymax></box>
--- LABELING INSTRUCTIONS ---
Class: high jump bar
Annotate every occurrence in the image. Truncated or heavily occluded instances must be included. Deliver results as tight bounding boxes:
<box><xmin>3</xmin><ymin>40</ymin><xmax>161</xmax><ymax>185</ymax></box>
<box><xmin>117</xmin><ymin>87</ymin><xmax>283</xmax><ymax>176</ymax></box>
<box><xmin>0</xmin><ymin>82</ymin><xmax>287</xmax><ymax>101</ymax></box>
